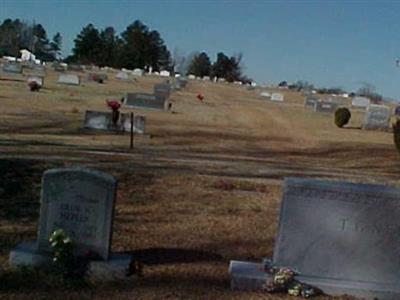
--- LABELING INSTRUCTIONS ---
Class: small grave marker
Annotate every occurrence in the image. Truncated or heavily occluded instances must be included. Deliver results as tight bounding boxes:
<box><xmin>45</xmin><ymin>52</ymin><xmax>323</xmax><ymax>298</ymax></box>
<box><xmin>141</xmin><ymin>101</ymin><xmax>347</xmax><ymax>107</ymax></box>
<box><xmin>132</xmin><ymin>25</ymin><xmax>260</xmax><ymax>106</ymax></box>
<box><xmin>84</xmin><ymin>110</ymin><xmax>145</xmax><ymax>134</ymax></box>
<box><xmin>58</xmin><ymin>74</ymin><xmax>80</xmax><ymax>86</ymax></box>
<box><xmin>270</xmin><ymin>93</ymin><xmax>284</xmax><ymax>102</ymax></box>
<box><xmin>363</xmin><ymin>104</ymin><xmax>391</xmax><ymax>131</ymax></box>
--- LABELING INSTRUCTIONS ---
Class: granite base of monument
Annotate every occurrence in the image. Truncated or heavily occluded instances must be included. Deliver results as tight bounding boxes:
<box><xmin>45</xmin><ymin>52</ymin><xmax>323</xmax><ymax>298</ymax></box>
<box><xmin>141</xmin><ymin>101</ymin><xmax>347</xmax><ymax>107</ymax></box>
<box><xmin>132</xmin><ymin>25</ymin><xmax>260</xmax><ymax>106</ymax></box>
<box><xmin>229</xmin><ymin>260</ymin><xmax>400</xmax><ymax>300</ymax></box>
<box><xmin>10</xmin><ymin>241</ymin><xmax>132</xmax><ymax>281</ymax></box>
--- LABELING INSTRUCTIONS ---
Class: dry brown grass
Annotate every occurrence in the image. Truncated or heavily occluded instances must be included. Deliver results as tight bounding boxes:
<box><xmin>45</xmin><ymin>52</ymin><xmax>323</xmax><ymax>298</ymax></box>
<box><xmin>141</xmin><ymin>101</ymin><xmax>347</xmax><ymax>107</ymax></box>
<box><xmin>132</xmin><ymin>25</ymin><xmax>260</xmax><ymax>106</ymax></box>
<box><xmin>0</xmin><ymin>67</ymin><xmax>396</xmax><ymax>299</ymax></box>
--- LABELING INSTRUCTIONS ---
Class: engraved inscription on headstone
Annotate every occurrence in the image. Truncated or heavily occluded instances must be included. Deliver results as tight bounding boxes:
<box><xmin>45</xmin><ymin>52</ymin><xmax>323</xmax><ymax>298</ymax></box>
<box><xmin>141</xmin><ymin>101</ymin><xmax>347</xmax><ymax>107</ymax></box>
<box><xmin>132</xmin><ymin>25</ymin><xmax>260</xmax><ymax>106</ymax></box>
<box><xmin>37</xmin><ymin>168</ymin><xmax>117</xmax><ymax>260</ymax></box>
<box><xmin>363</xmin><ymin>104</ymin><xmax>391</xmax><ymax>131</ymax></box>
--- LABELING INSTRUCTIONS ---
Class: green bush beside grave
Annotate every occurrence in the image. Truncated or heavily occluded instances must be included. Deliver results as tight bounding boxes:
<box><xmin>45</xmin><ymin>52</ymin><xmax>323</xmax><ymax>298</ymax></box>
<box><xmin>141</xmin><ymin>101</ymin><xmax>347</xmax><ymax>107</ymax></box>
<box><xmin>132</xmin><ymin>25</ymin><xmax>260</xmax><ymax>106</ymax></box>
<box><xmin>334</xmin><ymin>107</ymin><xmax>351</xmax><ymax>128</ymax></box>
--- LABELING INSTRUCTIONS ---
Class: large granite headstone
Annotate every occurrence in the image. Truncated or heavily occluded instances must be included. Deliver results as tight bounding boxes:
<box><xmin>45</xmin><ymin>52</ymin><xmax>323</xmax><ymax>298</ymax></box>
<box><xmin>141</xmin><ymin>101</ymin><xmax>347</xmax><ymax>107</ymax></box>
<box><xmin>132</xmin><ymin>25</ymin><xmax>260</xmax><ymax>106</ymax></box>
<box><xmin>124</xmin><ymin>93</ymin><xmax>169</xmax><ymax>111</ymax></box>
<box><xmin>84</xmin><ymin>110</ymin><xmax>145</xmax><ymax>134</ymax></box>
<box><xmin>58</xmin><ymin>74</ymin><xmax>80</xmax><ymax>86</ymax></box>
<box><xmin>10</xmin><ymin>168</ymin><xmax>132</xmax><ymax>281</ymax></box>
<box><xmin>363</xmin><ymin>104</ymin><xmax>391</xmax><ymax>131</ymax></box>
<box><xmin>2</xmin><ymin>63</ymin><xmax>23</xmax><ymax>74</ymax></box>
<box><xmin>154</xmin><ymin>83</ymin><xmax>171</xmax><ymax>100</ymax></box>
<box><xmin>230</xmin><ymin>177</ymin><xmax>400</xmax><ymax>299</ymax></box>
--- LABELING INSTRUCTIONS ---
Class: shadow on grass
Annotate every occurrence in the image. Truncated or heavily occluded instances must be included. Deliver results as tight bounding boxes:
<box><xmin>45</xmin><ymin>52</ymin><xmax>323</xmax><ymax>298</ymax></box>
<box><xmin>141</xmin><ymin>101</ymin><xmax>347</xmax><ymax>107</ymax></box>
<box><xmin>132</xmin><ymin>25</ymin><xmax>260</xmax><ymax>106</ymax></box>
<box><xmin>0</xmin><ymin>158</ymin><xmax>60</xmax><ymax>221</ymax></box>
<box><xmin>125</xmin><ymin>247</ymin><xmax>223</xmax><ymax>265</ymax></box>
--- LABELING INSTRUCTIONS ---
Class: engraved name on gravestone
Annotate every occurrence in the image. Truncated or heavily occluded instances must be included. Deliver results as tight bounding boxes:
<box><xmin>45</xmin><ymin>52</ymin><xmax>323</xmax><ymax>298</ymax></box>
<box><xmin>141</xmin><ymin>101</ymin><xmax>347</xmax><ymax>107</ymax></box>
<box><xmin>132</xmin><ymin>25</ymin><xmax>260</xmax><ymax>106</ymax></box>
<box><xmin>363</xmin><ymin>104</ymin><xmax>391</xmax><ymax>131</ymax></box>
<box><xmin>124</xmin><ymin>93</ymin><xmax>168</xmax><ymax>110</ymax></box>
<box><xmin>37</xmin><ymin>168</ymin><xmax>117</xmax><ymax>260</ymax></box>
<box><xmin>273</xmin><ymin>178</ymin><xmax>400</xmax><ymax>298</ymax></box>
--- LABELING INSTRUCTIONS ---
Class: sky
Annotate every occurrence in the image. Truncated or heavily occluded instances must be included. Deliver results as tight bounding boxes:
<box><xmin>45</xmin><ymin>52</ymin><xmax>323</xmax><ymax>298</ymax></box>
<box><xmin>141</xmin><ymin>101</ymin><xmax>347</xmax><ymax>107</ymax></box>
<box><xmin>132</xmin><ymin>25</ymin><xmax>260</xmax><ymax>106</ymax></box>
<box><xmin>1</xmin><ymin>0</ymin><xmax>400</xmax><ymax>98</ymax></box>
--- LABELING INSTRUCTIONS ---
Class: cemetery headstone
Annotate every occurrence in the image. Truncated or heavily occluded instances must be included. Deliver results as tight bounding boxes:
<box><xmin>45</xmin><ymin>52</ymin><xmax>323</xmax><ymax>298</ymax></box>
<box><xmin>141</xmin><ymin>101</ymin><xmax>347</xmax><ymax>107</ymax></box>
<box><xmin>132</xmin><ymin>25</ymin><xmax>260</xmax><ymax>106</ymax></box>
<box><xmin>87</xmin><ymin>73</ymin><xmax>108</xmax><ymax>82</ymax></box>
<box><xmin>116</xmin><ymin>71</ymin><xmax>129</xmax><ymax>81</ymax></box>
<box><xmin>260</xmin><ymin>91</ymin><xmax>271</xmax><ymax>98</ymax></box>
<box><xmin>154</xmin><ymin>83</ymin><xmax>171</xmax><ymax>100</ymax></box>
<box><xmin>270</xmin><ymin>93</ymin><xmax>284</xmax><ymax>102</ymax></box>
<box><xmin>124</xmin><ymin>93</ymin><xmax>169</xmax><ymax>111</ymax></box>
<box><xmin>160</xmin><ymin>70</ymin><xmax>170</xmax><ymax>77</ymax></box>
<box><xmin>363</xmin><ymin>104</ymin><xmax>391</xmax><ymax>131</ymax></box>
<box><xmin>2</xmin><ymin>62</ymin><xmax>23</xmax><ymax>74</ymax></box>
<box><xmin>27</xmin><ymin>75</ymin><xmax>44</xmax><ymax>87</ymax></box>
<box><xmin>352</xmin><ymin>96</ymin><xmax>370</xmax><ymax>109</ymax></box>
<box><xmin>188</xmin><ymin>74</ymin><xmax>196</xmax><ymax>80</ymax></box>
<box><xmin>230</xmin><ymin>177</ymin><xmax>400</xmax><ymax>299</ymax></box>
<box><xmin>9</xmin><ymin>168</ymin><xmax>132</xmax><ymax>281</ymax></box>
<box><xmin>304</xmin><ymin>97</ymin><xmax>317</xmax><ymax>109</ymax></box>
<box><xmin>58</xmin><ymin>74</ymin><xmax>80</xmax><ymax>86</ymax></box>
<box><xmin>84</xmin><ymin>110</ymin><xmax>145</xmax><ymax>134</ymax></box>
<box><xmin>314</xmin><ymin>100</ymin><xmax>338</xmax><ymax>113</ymax></box>
<box><xmin>67</xmin><ymin>64</ymin><xmax>84</xmax><ymax>72</ymax></box>
<box><xmin>132</xmin><ymin>68</ymin><xmax>144</xmax><ymax>76</ymax></box>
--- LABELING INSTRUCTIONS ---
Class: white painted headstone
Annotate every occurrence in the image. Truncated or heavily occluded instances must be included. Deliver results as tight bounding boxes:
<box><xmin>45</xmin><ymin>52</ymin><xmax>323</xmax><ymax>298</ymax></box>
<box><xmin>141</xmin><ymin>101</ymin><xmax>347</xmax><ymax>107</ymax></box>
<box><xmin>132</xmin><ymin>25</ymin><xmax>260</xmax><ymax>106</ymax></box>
<box><xmin>271</xmin><ymin>93</ymin><xmax>284</xmax><ymax>102</ymax></box>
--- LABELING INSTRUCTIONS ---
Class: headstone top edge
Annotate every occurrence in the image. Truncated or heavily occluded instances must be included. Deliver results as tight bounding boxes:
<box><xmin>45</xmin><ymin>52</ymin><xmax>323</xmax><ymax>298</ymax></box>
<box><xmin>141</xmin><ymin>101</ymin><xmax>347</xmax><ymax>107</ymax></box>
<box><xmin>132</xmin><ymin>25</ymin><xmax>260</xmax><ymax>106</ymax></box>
<box><xmin>43</xmin><ymin>167</ymin><xmax>116</xmax><ymax>184</ymax></box>
<box><xmin>284</xmin><ymin>177</ymin><xmax>400</xmax><ymax>195</ymax></box>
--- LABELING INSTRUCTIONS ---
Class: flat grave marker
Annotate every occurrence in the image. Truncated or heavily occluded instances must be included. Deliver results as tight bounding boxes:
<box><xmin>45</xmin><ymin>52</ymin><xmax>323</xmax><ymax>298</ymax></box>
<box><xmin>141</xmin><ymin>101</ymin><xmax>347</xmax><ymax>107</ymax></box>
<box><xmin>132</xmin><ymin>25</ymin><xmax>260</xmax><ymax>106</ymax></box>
<box><xmin>270</xmin><ymin>93</ymin><xmax>284</xmax><ymax>102</ymax></box>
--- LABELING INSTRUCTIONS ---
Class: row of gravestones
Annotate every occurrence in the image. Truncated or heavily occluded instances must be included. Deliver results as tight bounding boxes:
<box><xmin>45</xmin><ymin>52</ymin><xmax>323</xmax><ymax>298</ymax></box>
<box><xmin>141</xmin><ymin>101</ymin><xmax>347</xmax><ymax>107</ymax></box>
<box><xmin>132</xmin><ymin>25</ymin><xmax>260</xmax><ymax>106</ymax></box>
<box><xmin>305</xmin><ymin>96</ymin><xmax>392</xmax><ymax>131</ymax></box>
<box><xmin>83</xmin><ymin>79</ymin><xmax>189</xmax><ymax>133</ymax></box>
<box><xmin>9</xmin><ymin>167</ymin><xmax>400</xmax><ymax>299</ymax></box>
<box><xmin>1</xmin><ymin>62</ymin><xmax>46</xmax><ymax>86</ymax></box>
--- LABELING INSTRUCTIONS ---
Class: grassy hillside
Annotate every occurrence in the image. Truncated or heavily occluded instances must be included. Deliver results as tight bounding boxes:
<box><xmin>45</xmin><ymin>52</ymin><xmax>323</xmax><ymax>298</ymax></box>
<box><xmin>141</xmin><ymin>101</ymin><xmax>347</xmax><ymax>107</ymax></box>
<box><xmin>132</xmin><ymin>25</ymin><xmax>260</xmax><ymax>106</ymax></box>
<box><xmin>0</xmin><ymin>67</ymin><xmax>398</xmax><ymax>299</ymax></box>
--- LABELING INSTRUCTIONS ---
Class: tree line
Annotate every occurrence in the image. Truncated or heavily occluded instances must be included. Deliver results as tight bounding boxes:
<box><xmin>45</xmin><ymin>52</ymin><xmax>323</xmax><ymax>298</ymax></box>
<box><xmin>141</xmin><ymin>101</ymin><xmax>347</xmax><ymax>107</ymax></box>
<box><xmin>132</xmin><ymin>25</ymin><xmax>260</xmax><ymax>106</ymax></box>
<box><xmin>0</xmin><ymin>18</ymin><xmax>247</xmax><ymax>82</ymax></box>
<box><xmin>0</xmin><ymin>18</ymin><xmax>61</xmax><ymax>61</ymax></box>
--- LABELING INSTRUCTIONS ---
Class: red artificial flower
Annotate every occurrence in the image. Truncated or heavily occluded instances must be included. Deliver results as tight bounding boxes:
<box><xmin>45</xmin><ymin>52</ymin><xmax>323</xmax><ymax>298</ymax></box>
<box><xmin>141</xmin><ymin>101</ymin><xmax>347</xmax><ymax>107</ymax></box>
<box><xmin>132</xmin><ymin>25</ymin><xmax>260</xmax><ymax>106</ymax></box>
<box><xmin>106</xmin><ymin>99</ymin><xmax>121</xmax><ymax>111</ymax></box>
